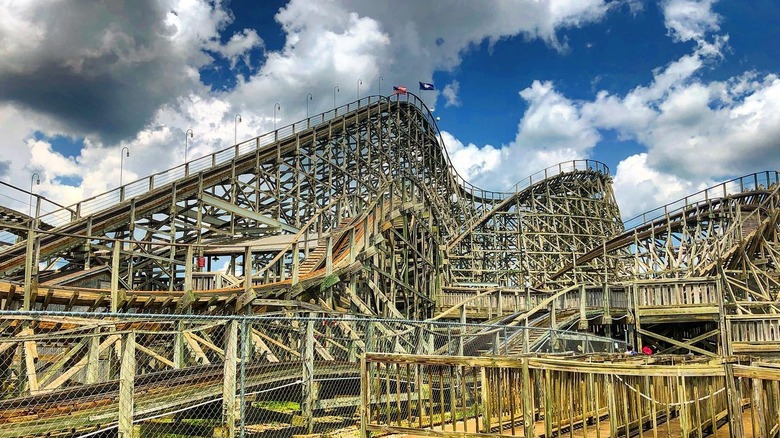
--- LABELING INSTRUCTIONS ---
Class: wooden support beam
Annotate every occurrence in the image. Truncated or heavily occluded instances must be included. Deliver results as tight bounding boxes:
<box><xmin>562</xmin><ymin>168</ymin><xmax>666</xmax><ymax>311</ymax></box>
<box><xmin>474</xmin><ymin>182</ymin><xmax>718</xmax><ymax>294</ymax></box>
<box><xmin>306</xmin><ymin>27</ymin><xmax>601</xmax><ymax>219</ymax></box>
<box><xmin>636</xmin><ymin>327</ymin><xmax>717</xmax><ymax>357</ymax></box>
<box><xmin>250</xmin><ymin>330</ymin><xmax>280</xmax><ymax>362</ymax></box>
<box><xmin>173</xmin><ymin>320</ymin><xmax>185</xmax><ymax>368</ymax></box>
<box><xmin>301</xmin><ymin>314</ymin><xmax>315</xmax><ymax>434</ymax></box>
<box><xmin>183</xmin><ymin>332</ymin><xmax>210</xmax><ymax>364</ymax></box>
<box><xmin>111</xmin><ymin>243</ymin><xmax>120</xmax><ymax>313</ymax></box>
<box><xmin>22</xmin><ymin>326</ymin><xmax>39</xmax><ymax>394</ymax></box>
<box><xmin>118</xmin><ymin>331</ymin><xmax>136</xmax><ymax>438</ymax></box>
<box><xmin>184</xmin><ymin>245</ymin><xmax>193</xmax><ymax>293</ymax></box>
<box><xmin>44</xmin><ymin>334</ymin><xmax>120</xmax><ymax>391</ymax></box>
<box><xmin>23</xmin><ymin>228</ymin><xmax>36</xmax><ymax>311</ymax></box>
<box><xmin>221</xmin><ymin>321</ymin><xmax>238</xmax><ymax>438</ymax></box>
<box><xmin>201</xmin><ymin>193</ymin><xmax>299</xmax><ymax>233</ymax></box>
<box><xmin>85</xmin><ymin>327</ymin><xmax>100</xmax><ymax>384</ymax></box>
<box><xmin>136</xmin><ymin>343</ymin><xmax>176</xmax><ymax>368</ymax></box>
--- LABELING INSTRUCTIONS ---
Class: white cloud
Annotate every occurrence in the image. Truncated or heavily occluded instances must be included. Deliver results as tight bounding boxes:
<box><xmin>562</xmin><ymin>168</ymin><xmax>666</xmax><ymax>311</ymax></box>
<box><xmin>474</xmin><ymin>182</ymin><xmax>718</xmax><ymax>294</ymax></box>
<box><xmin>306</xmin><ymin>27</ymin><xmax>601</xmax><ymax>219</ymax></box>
<box><xmin>434</xmin><ymin>27</ymin><xmax>780</xmax><ymax>218</ymax></box>
<box><xmin>4</xmin><ymin>0</ymin><xmax>765</xmax><ymax>228</ymax></box>
<box><xmin>442</xmin><ymin>81</ymin><xmax>461</xmax><ymax>107</ymax></box>
<box><xmin>439</xmin><ymin>131</ymin><xmax>502</xmax><ymax>183</ymax></box>
<box><xmin>206</xmin><ymin>29</ymin><xmax>264</xmax><ymax>69</ymax></box>
<box><xmin>612</xmin><ymin>153</ymin><xmax>709</xmax><ymax>219</ymax></box>
<box><xmin>481</xmin><ymin>80</ymin><xmax>600</xmax><ymax>189</ymax></box>
<box><xmin>661</xmin><ymin>0</ymin><xmax>720</xmax><ymax>44</ymax></box>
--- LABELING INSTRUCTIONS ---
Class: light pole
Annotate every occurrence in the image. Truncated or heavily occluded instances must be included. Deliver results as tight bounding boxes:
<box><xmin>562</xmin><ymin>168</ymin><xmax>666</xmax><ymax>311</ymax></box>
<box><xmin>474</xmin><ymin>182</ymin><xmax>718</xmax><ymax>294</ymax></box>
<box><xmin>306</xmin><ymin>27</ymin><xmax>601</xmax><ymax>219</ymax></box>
<box><xmin>333</xmin><ymin>85</ymin><xmax>339</xmax><ymax>108</ymax></box>
<box><xmin>185</xmin><ymin>129</ymin><xmax>193</xmax><ymax>163</ymax></box>
<box><xmin>234</xmin><ymin>114</ymin><xmax>242</xmax><ymax>145</ymax></box>
<box><xmin>273</xmin><ymin>103</ymin><xmax>281</xmax><ymax>131</ymax></box>
<box><xmin>29</xmin><ymin>173</ymin><xmax>40</xmax><ymax>216</ymax></box>
<box><xmin>306</xmin><ymin>93</ymin><xmax>312</xmax><ymax>118</ymax></box>
<box><xmin>120</xmin><ymin>147</ymin><xmax>129</xmax><ymax>186</ymax></box>
<box><xmin>378</xmin><ymin>76</ymin><xmax>383</xmax><ymax>95</ymax></box>
<box><xmin>357</xmin><ymin>79</ymin><xmax>363</xmax><ymax>100</ymax></box>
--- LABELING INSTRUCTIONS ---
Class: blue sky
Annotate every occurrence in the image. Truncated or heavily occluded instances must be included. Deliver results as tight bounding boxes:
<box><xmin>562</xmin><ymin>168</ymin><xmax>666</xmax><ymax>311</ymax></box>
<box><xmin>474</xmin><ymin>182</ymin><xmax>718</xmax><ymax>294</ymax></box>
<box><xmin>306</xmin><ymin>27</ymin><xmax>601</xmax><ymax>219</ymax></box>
<box><xmin>1</xmin><ymin>0</ymin><xmax>779</xmax><ymax>219</ymax></box>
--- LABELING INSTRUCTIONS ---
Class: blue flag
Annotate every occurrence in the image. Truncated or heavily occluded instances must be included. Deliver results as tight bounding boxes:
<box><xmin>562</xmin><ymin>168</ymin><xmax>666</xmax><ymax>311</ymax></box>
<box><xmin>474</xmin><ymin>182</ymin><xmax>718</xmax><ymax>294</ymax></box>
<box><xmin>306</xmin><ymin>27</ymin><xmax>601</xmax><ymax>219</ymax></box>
<box><xmin>419</xmin><ymin>82</ymin><xmax>435</xmax><ymax>91</ymax></box>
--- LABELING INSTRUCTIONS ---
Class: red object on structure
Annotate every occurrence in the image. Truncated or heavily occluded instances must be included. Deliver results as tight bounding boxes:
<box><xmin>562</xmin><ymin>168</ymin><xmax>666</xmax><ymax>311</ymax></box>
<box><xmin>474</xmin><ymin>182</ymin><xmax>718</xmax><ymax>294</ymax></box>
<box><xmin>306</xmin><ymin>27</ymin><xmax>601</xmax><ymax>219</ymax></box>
<box><xmin>642</xmin><ymin>345</ymin><xmax>653</xmax><ymax>355</ymax></box>
<box><xmin>197</xmin><ymin>256</ymin><xmax>206</xmax><ymax>268</ymax></box>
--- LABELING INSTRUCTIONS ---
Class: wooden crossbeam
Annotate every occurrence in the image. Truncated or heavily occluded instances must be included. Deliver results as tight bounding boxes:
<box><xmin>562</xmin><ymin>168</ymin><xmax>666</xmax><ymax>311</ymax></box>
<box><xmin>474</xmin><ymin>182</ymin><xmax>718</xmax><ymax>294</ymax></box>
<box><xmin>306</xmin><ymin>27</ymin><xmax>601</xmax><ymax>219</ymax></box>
<box><xmin>636</xmin><ymin>327</ymin><xmax>716</xmax><ymax>357</ymax></box>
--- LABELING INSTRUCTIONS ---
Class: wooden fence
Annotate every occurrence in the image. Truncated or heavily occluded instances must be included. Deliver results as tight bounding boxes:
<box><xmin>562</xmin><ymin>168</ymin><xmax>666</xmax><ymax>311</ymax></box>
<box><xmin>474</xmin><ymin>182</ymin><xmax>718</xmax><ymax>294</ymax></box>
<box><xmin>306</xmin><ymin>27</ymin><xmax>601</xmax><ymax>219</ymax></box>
<box><xmin>361</xmin><ymin>353</ymin><xmax>780</xmax><ymax>437</ymax></box>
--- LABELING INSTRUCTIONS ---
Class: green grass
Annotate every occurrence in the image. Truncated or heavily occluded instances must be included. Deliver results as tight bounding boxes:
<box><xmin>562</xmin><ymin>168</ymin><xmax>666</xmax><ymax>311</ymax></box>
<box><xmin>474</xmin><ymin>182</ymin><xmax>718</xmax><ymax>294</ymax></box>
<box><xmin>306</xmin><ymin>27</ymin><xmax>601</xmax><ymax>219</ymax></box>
<box><xmin>253</xmin><ymin>400</ymin><xmax>301</xmax><ymax>413</ymax></box>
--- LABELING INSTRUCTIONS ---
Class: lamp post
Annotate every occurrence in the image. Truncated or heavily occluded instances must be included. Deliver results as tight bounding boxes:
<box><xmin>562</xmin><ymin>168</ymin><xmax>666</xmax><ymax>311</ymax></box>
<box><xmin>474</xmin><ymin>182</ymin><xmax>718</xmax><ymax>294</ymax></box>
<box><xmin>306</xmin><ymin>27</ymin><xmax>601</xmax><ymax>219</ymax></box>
<box><xmin>120</xmin><ymin>147</ymin><xmax>129</xmax><ymax>186</ymax></box>
<box><xmin>184</xmin><ymin>129</ymin><xmax>193</xmax><ymax>163</ymax></box>
<box><xmin>333</xmin><ymin>85</ymin><xmax>339</xmax><ymax>108</ymax></box>
<box><xmin>234</xmin><ymin>114</ymin><xmax>242</xmax><ymax>145</ymax></box>
<box><xmin>273</xmin><ymin>103</ymin><xmax>281</xmax><ymax>131</ymax></box>
<box><xmin>29</xmin><ymin>173</ymin><xmax>40</xmax><ymax>216</ymax></box>
<box><xmin>357</xmin><ymin>79</ymin><xmax>363</xmax><ymax>100</ymax></box>
<box><xmin>378</xmin><ymin>76</ymin><xmax>383</xmax><ymax>95</ymax></box>
<box><xmin>306</xmin><ymin>93</ymin><xmax>312</xmax><ymax>118</ymax></box>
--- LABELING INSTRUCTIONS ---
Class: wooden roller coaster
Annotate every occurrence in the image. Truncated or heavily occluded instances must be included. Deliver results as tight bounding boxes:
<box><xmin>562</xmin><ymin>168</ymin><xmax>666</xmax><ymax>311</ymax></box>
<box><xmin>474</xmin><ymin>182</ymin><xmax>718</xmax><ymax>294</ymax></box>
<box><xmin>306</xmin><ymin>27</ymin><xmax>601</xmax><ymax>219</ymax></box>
<box><xmin>0</xmin><ymin>93</ymin><xmax>779</xmax><ymax>436</ymax></box>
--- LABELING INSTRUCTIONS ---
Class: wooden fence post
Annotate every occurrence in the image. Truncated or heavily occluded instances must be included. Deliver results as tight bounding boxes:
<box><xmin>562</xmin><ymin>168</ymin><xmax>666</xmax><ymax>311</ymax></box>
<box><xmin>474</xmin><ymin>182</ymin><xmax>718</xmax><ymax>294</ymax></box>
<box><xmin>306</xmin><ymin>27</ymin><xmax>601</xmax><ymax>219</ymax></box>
<box><xmin>724</xmin><ymin>363</ymin><xmax>745</xmax><ymax>437</ymax></box>
<box><xmin>221</xmin><ymin>321</ymin><xmax>238</xmax><ymax>438</ymax></box>
<box><xmin>302</xmin><ymin>314</ymin><xmax>316</xmax><ymax>434</ymax></box>
<box><xmin>521</xmin><ymin>358</ymin><xmax>534</xmax><ymax>437</ymax></box>
<box><xmin>118</xmin><ymin>331</ymin><xmax>136</xmax><ymax>438</ymax></box>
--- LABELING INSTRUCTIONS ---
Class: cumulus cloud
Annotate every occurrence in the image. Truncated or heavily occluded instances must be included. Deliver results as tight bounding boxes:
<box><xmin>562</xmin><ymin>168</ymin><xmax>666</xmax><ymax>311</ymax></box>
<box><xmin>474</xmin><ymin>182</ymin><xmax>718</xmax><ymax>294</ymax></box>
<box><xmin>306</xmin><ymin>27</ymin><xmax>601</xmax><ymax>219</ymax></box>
<box><xmin>0</xmin><ymin>0</ymin><xmax>260</xmax><ymax>143</ymax></box>
<box><xmin>612</xmin><ymin>153</ymin><xmax>709</xmax><ymax>219</ymax></box>
<box><xmin>206</xmin><ymin>29</ymin><xmax>264</xmax><ymax>69</ymax></box>
<box><xmin>661</xmin><ymin>0</ymin><xmax>720</xmax><ymax>43</ymax></box>
<box><xmin>2</xmin><ymin>0</ymin><xmax>760</xmax><ymax>226</ymax></box>
<box><xmin>442</xmin><ymin>81</ymin><xmax>461</xmax><ymax>107</ymax></box>
<box><xmin>439</xmin><ymin>131</ymin><xmax>502</xmax><ymax>183</ymax></box>
<box><xmin>434</xmin><ymin>15</ymin><xmax>780</xmax><ymax>218</ymax></box>
<box><xmin>459</xmin><ymin>80</ymin><xmax>601</xmax><ymax>190</ymax></box>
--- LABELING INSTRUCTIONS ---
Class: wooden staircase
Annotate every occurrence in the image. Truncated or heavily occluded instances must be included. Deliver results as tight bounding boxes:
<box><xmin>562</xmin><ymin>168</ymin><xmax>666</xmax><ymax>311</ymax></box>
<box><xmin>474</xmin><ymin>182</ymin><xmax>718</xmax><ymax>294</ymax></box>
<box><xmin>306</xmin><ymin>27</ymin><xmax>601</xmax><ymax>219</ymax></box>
<box><xmin>298</xmin><ymin>218</ymin><xmax>354</xmax><ymax>275</ymax></box>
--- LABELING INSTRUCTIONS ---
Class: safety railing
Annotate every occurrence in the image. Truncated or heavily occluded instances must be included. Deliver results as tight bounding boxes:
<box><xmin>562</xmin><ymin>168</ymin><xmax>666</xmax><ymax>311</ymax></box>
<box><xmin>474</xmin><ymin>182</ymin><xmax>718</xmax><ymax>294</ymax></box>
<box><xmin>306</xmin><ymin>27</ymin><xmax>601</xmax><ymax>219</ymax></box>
<box><xmin>623</xmin><ymin>170</ymin><xmax>780</xmax><ymax>230</ymax></box>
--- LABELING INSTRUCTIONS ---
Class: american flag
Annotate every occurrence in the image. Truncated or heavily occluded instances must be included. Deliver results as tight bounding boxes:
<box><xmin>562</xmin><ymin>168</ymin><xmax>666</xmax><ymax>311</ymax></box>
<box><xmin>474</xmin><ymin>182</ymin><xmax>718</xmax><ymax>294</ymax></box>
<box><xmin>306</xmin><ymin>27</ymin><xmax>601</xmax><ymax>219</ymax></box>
<box><xmin>393</xmin><ymin>85</ymin><xmax>407</xmax><ymax>94</ymax></box>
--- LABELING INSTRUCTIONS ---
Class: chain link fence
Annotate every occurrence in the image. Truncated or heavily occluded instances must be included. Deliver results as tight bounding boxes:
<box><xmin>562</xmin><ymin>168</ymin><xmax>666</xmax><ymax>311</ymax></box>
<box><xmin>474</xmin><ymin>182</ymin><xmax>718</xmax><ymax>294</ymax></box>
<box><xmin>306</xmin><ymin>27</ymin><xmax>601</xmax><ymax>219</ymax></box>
<box><xmin>0</xmin><ymin>311</ymin><xmax>622</xmax><ymax>437</ymax></box>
